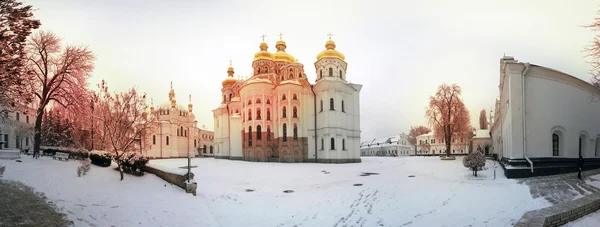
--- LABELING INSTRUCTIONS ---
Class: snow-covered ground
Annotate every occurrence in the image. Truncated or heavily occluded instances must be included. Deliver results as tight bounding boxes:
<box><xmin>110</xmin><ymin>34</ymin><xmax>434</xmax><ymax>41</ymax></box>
<box><xmin>562</xmin><ymin>174</ymin><xmax>600</xmax><ymax>227</ymax></box>
<box><xmin>0</xmin><ymin>155</ymin><xmax>550</xmax><ymax>227</ymax></box>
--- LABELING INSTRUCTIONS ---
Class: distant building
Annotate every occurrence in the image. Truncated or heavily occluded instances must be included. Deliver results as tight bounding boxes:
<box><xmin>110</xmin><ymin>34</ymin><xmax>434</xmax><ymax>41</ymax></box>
<box><xmin>472</xmin><ymin>129</ymin><xmax>492</xmax><ymax>155</ymax></box>
<box><xmin>144</xmin><ymin>84</ymin><xmax>212</xmax><ymax>158</ymax></box>
<box><xmin>491</xmin><ymin>56</ymin><xmax>600</xmax><ymax>178</ymax></box>
<box><xmin>360</xmin><ymin>133</ymin><xmax>413</xmax><ymax>156</ymax></box>
<box><xmin>197</xmin><ymin>126</ymin><xmax>215</xmax><ymax>157</ymax></box>
<box><xmin>0</xmin><ymin>104</ymin><xmax>35</xmax><ymax>150</ymax></box>
<box><xmin>415</xmin><ymin>132</ymin><xmax>469</xmax><ymax>155</ymax></box>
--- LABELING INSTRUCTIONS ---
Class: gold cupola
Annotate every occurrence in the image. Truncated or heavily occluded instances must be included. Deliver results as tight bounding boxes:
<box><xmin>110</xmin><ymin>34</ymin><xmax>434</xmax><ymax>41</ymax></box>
<box><xmin>170</xmin><ymin>98</ymin><xmax>176</xmax><ymax>108</ymax></box>
<box><xmin>317</xmin><ymin>34</ymin><xmax>345</xmax><ymax>61</ymax></box>
<box><xmin>253</xmin><ymin>35</ymin><xmax>274</xmax><ymax>61</ymax></box>
<box><xmin>222</xmin><ymin>59</ymin><xmax>237</xmax><ymax>88</ymax></box>
<box><xmin>149</xmin><ymin>98</ymin><xmax>155</xmax><ymax>113</ymax></box>
<box><xmin>272</xmin><ymin>33</ymin><xmax>294</xmax><ymax>63</ymax></box>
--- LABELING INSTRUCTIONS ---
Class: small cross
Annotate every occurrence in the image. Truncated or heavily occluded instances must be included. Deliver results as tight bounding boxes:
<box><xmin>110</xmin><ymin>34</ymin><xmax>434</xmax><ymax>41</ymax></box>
<box><xmin>260</xmin><ymin>34</ymin><xmax>266</xmax><ymax>42</ymax></box>
<box><xmin>279</xmin><ymin>32</ymin><xmax>284</xmax><ymax>40</ymax></box>
<box><xmin>170</xmin><ymin>81</ymin><xmax>173</xmax><ymax>89</ymax></box>
<box><xmin>189</xmin><ymin>94</ymin><xmax>191</xmax><ymax>102</ymax></box>
<box><xmin>327</xmin><ymin>32</ymin><xmax>334</xmax><ymax>40</ymax></box>
<box><xmin>229</xmin><ymin>58</ymin><xmax>232</xmax><ymax>67</ymax></box>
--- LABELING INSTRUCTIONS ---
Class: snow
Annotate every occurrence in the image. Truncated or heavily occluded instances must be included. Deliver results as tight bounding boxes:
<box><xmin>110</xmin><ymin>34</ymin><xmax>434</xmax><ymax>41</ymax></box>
<box><xmin>564</xmin><ymin>174</ymin><xmax>600</xmax><ymax>227</ymax></box>
<box><xmin>147</xmin><ymin>162</ymin><xmax>189</xmax><ymax>175</ymax></box>
<box><xmin>1</xmin><ymin>155</ymin><xmax>550</xmax><ymax>227</ymax></box>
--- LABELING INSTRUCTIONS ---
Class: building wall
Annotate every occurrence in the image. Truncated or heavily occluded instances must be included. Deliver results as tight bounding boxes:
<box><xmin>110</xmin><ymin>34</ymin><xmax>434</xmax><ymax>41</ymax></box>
<box><xmin>415</xmin><ymin>133</ymin><xmax>469</xmax><ymax>155</ymax></box>
<box><xmin>0</xmin><ymin>107</ymin><xmax>35</xmax><ymax>150</ymax></box>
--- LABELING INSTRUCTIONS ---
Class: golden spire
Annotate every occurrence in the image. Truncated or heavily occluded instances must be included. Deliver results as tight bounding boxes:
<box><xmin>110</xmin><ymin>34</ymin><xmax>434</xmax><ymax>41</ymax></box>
<box><xmin>223</xmin><ymin>60</ymin><xmax>237</xmax><ymax>88</ymax></box>
<box><xmin>273</xmin><ymin>32</ymin><xmax>294</xmax><ymax>63</ymax></box>
<box><xmin>316</xmin><ymin>32</ymin><xmax>345</xmax><ymax>61</ymax></box>
<box><xmin>168</xmin><ymin>81</ymin><xmax>175</xmax><ymax>100</ymax></box>
<box><xmin>254</xmin><ymin>34</ymin><xmax>274</xmax><ymax>61</ymax></box>
<box><xmin>188</xmin><ymin>94</ymin><xmax>193</xmax><ymax>112</ymax></box>
<box><xmin>150</xmin><ymin>98</ymin><xmax>155</xmax><ymax>112</ymax></box>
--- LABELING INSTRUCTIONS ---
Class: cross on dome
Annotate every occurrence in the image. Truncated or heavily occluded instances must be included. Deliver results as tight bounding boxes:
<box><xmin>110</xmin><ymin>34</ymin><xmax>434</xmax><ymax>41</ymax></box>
<box><xmin>279</xmin><ymin>32</ymin><xmax>284</xmax><ymax>40</ymax></box>
<box><xmin>260</xmin><ymin>34</ymin><xmax>267</xmax><ymax>42</ymax></box>
<box><xmin>327</xmin><ymin>32</ymin><xmax>334</xmax><ymax>40</ymax></box>
<box><xmin>229</xmin><ymin>58</ymin><xmax>232</xmax><ymax>67</ymax></box>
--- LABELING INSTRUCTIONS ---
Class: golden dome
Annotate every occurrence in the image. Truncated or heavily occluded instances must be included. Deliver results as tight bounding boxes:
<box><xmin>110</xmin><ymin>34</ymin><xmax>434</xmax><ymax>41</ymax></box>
<box><xmin>316</xmin><ymin>39</ymin><xmax>345</xmax><ymax>61</ymax></box>
<box><xmin>150</xmin><ymin>106</ymin><xmax>155</xmax><ymax>112</ymax></box>
<box><xmin>222</xmin><ymin>76</ymin><xmax>237</xmax><ymax>88</ymax></box>
<box><xmin>254</xmin><ymin>42</ymin><xmax>274</xmax><ymax>61</ymax></box>
<box><xmin>171</xmin><ymin>99</ymin><xmax>176</xmax><ymax>105</ymax></box>
<box><xmin>273</xmin><ymin>40</ymin><xmax>294</xmax><ymax>63</ymax></box>
<box><xmin>188</xmin><ymin>103</ymin><xmax>193</xmax><ymax>108</ymax></box>
<box><xmin>142</xmin><ymin>111</ymin><xmax>148</xmax><ymax>118</ymax></box>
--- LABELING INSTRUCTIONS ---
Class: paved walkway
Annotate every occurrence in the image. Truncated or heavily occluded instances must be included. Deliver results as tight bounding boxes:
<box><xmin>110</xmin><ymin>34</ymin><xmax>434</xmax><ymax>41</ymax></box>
<box><xmin>517</xmin><ymin>169</ymin><xmax>600</xmax><ymax>205</ymax></box>
<box><xmin>0</xmin><ymin>166</ymin><xmax>72</xmax><ymax>227</ymax></box>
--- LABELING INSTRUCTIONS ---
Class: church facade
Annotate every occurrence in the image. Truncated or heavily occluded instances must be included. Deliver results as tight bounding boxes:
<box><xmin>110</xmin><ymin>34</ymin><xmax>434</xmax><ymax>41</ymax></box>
<box><xmin>491</xmin><ymin>56</ymin><xmax>600</xmax><ymax>178</ymax></box>
<box><xmin>213</xmin><ymin>36</ymin><xmax>362</xmax><ymax>163</ymax></box>
<box><xmin>144</xmin><ymin>85</ymin><xmax>211</xmax><ymax>158</ymax></box>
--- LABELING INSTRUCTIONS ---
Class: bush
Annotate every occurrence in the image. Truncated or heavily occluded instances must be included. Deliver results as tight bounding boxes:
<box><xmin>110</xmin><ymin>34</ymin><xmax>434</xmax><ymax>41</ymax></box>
<box><xmin>464</xmin><ymin>150</ymin><xmax>486</xmax><ymax>176</ymax></box>
<box><xmin>90</xmin><ymin>150</ymin><xmax>113</xmax><ymax>167</ymax></box>
<box><xmin>117</xmin><ymin>152</ymin><xmax>149</xmax><ymax>174</ymax></box>
<box><xmin>40</xmin><ymin>146</ymin><xmax>89</xmax><ymax>160</ymax></box>
<box><xmin>77</xmin><ymin>158</ymin><xmax>91</xmax><ymax>177</ymax></box>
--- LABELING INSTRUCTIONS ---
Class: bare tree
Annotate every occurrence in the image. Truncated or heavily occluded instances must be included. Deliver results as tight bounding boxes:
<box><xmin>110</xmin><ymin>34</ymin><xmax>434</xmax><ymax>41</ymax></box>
<box><xmin>93</xmin><ymin>80</ymin><xmax>154</xmax><ymax>180</ymax></box>
<box><xmin>0</xmin><ymin>0</ymin><xmax>41</xmax><ymax>115</ymax></box>
<box><xmin>408</xmin><ymin>126</ymin><xmax>431</xmax><ymax>153</ymax></box>
<box><xmin>425</xmin><ymin>83</ymin><xmax>472</xmax><ymax>156</ymax></box>
<box><xmin>24</xmin><ymin>30</ymin><xmax>95</xmax><ymax>156</ymax></box>
<box><xmin>585</xmin><ymin>9</ymin><xmax>600</xmax><ymax>96</ymax></box>
<box><xmin>479</xmin><ymin>109</ymin><xmax>488</xmax><ymax>130</ymax></box>
<box><xmin>14</xmin><ymin>120</ymin><xmax>33</xmax><ymax>150</ymax></box>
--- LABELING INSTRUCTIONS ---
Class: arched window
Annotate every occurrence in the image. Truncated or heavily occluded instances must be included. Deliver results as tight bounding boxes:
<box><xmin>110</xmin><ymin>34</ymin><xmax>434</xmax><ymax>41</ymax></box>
<box><xmin>320</xmin><ymin>100</ymin><xmax>323</xmax><ymax>112</ymax></box>
<box><xmin>342</xmin><ymin>100</ymin><xmax>345</xmax><ymax>112</ymax></box>
<box><xmin>264</xmin><ymin>67</ymin><xmax>268</xmax><ymax>73</ymax></box>
<box><xmin>281</xmin><ymin>75</ymin><xmax>285</xmax><ymax>81</ymax></box>
<box><xmin>203</xmin><ymin>145</ymin><xmax>207</xmax><ymax>153</ymax></box>
<box><xmin>320</xmin><ymin>70</ymin><xmax>323</xmax><ymax>78</ymax></box>
<box><xmin>343</xmin><ymin>139</ymin><xmax>346</xmax><ymax>150</ymax></box>
<box><xmin>267</xmin><ymin>108</ymin><xmax>271</xmax><ymax>120</ymax></box>
<box><xmin>248</xmin><ymin>109</ymin><xmax>252</xmax><ymax>121</ymax></box>
<box><xmin>256</xmin><ymin>108</ymin><xmax>261</xmax><ymax>120</ymax></box>
<box><xmin>282</xmin><ymin>106</ymin><xmax>287</xmax><ymax>118</ymax></box>
<box><xmin>248</xmin><ymin>100</ymin><xmax>252</xmax><ymax>105</ymax></box>
<box><xmin>299</xmin><ymin>72</ymin><xmax>302</xmax><ymax>78</ymax></box>
<box><xmin>331</xmin><ymin>138</ymin><xmax>335</xmax><ymax>150</ymax></box>
<box><xmin>267</xmin><ymin>126</ymin><xmax>271</xmax><ymax>141</ymax></box>
<box><xmin>293</xmin><ymin>94</ymin><xmax>297</xmax><ymax>100</ymax></box>
<box><xmin>258</xmin><ymin>68</ymin><xmax>261</xmax><ymax>74</ymax></box>
<box><xmin>553</xmin><ymin>133</ymin><xmax>559</xmax><ymax>156</ymax></box>
<box><xmin>166</xmin><ymin>136</ymin><xmax>169</xmax><ymax>145</ymax></box>
<box><xmin>223</xmin><ymin>95</ymin><xmax>226</xmax><ymax>103</ymax></box>
<box><xmin>257</xmin><ymin>125</ymin><xmax>262</xmax><ymax>140</ymax></box>
<box><xmin>340</xmin><ymin>70</ymin><xmax>343</xmax><ymax>79</ymax></box>
<box><xmin>248</xmin><ymin>126</ymin><xmax>252</xmax><ymax>146</ymax></box>
<box><xmin>283</xmin><ymin>123</ymin><xmax>287</xmax><ymax>142</ymax></box>
<box><xmin>210</xmin><ymin>146</ymin><xmax>213</xmax><ymax>154</ymax></box>
<box><xmin>293</xmin><ymin>106</ymin><xmax>298</xmax><ymax>118</ymax></box>
<box><xmin>229</xmin><ymin>94</ymin><xmax>232</xmax><ymax>101</ymax></box>
<box><xmin>235</xmin><ymin>109</ymin><xmax>239</xmax><ymax>113</ymax></box>
<box><xmin>194</xmin><ymin>139</ymin><xmax>197</xmax><ymax>147</ymax></box>
<box><xmin>181</xmin><ymin>126</ymin><xmax>184</xmax><ymax>136</ymax></box>
<box><xmin>282</xmin><ymin>94</ymin><xmax>286</xmax><ymax>100</ymax></box>
<box><xmin>153</xmin><ymin>135</ymin><xmax>156</xmax><ymax>145</ymax></box>
<box><xmin>256</xmin><ymin>98</ymin><xmax>261</xmax><ymax>104</ymax></box>
<box><xmin>329</xmin><ymin>68</ymin><xmax>333</xmax><ymax>76</ymax></box>
<box><xmin>267</xmin><ymin>99</ymin><xmax>271</xmax><ymax>104</ymax></box>
<box><xmin>177</xmin><ymin>128</ymin><xmax>180</xmax><ymax>136</ymax></box>
<box><xmin>330</xmin><ymin>98</ymin><xmax>335</xmax><ymax>110</ymax></box>
<box><xmin>293</xmin><ymin>124</ymin><xmax>298</xmax><ymax>140</ymax></box>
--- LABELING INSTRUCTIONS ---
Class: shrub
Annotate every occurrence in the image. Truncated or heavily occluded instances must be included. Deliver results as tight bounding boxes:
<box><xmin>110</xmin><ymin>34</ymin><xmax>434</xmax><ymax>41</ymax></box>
<box><xmin>464</xmin><ymin>150</ymin><xmax>486</xmax><ymax>176</ymax></box>
<box><xmin>90</xmin><ymin>150</ymin><xmax>113</xmax><ymax>167</ymax></box>
<box><xmin>77</xmin><ymin>159</ymin><xmax>91</xmax><ymax>177</ymax></box>
<box><xmin>116</xmin><ymin>152</ymin><xmax>149</xmax><ymax>174</ymax></box>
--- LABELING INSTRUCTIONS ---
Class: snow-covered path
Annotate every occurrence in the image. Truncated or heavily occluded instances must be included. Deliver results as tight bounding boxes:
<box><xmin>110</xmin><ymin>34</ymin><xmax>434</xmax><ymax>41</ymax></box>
<box><xmin>154</xmin><ymin>156</ymin><xmax>550</xmax><ymax>227</ymax></box>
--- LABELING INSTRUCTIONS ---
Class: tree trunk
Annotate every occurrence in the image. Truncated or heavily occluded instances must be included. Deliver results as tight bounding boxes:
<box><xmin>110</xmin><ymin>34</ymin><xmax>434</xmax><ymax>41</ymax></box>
<box><xmin>33</xmin><ymin>107</ymin><xmax>44</xmax><ymax>157</ymax></box>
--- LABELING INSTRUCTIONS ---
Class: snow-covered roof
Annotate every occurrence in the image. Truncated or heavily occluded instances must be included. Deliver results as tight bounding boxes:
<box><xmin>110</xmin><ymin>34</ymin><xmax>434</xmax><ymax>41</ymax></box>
<box><xmin>473</xmin><ymin>129</ymin><xmax>490</xmax><ymax>139</ymax></box>
<box><xmin>360</xmin><ymin>135</ymin><xmax>409</xmax><ymax>148</ymax></box>
<box><xmin>280</xmin><ymin>80</ymin><xmax>302</xmax><ymax>86</ymax></box>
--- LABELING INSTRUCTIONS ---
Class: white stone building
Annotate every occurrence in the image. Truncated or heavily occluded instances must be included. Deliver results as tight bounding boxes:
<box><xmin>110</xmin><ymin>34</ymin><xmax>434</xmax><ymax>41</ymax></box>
<box><xmin>472</xmin><ymin>129</ymin><xmax>492</xmax><ymax>155</ymax></box>
<box><xmin>144</xmin><ymin>85</ymin><xmax>212</xmax><ymax>158</ymax></box>
<box><xmin>213</xmin><ymin>36</ymin><xmax>362</xmax><ymax>163</ymax></box>
<box><xmin>491</xmin><ymin>56</ymin><xmax>600</xmax><ymax>178</ymax></box>
<box><xmin>415</xmin><ymin>132</ymin><xmax>469</xmax><ymax>155</ymax></box>
<box><xmin>0</xmin><ymin>104</ymin><xmax>35</xmax><ymax>150</ymax></box>
<box><xmin>360</xmin><ymin>133</ymin><xmax>413</xmax><ymax>156</ymax></box>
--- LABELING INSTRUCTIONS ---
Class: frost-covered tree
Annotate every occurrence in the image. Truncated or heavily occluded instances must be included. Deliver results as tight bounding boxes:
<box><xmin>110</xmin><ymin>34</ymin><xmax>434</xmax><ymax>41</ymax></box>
<box><xmin>464</xmin><ymin>149</ymin><xmax>486</xmax><ymax>176</ymax></box>
<box><xmin>24</xmin><ymin>30</ymin><xmax>95</xmax><ymax>156</ymax></box>
<box><xmin>584</xmin><ymin>8</ymin><xmax>600</xmax><ymax>98</ymax></box>
<box><xmin>479</xmin><ymin>109</ymin><xmax>488</xmax><ymax>130</ymax></box>
<box><xmin>0</xmin><ymin>0</ymin><xmax>41</xmax><ymax>109</ymax></box>
<box><xmin>93</xmin><ymin>80</ymin><xmax>155</xmax><ymax>180</ymax></box>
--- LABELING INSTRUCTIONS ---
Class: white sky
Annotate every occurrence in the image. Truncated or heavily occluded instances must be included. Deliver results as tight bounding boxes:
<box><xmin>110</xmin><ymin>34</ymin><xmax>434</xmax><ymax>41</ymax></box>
<box><xmin>23</xmin><ymin>0</ymin><xmax>599</xmax><ymax>140</ymax></box>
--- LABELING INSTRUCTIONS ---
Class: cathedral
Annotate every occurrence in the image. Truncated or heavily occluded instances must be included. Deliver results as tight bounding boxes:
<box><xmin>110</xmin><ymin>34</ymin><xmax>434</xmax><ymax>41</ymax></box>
<box><xmin>213</xmin><ymin>35</ymin><xmax>362</xmax><ymax>163</ymax></box>
<box><xmin>144</xmin><ymin>84</ymin><xmax>213</xmax><ymax>158</ymax></box>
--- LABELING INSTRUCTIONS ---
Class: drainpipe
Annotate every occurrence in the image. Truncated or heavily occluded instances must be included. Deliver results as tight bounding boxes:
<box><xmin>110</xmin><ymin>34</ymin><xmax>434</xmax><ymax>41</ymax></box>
<box><xmin>521</xmin><ymin>63</ymin><xmax>533</xmax><ymax>174</ymax></box>
<box><xmin>311</xmin><ymin>85</ymin><xmax>318</xmax><ymax>163</ymax></box>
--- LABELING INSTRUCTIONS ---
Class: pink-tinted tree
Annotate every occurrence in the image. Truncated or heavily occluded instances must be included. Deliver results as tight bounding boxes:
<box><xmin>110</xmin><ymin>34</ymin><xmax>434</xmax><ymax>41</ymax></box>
<box><xmin>479</xmin><ymin>109</ymin><xmax>488</xmax><ymax>130</ymax></box>
<box><xmin>585</xmin><ymin>9</ymin><xmax>600</xmax><ymax>96</ymax></box>
<box><xmin>0</xmin><ymin>0</ymin><xmax>41</xmax><ymax>115</ymax></box>
<box><xmin>425</xmin><ymin>83</ymin><xmax>472</xmax><ymax>157</ymax></box>
<box><xmin>93</xmin><ymin>80</ymin><xmax>155</xmax><ymax>180</ymax></box>
<box><xmin>408</xmin><ymin>126</ymin><xmax>431</xmax><ymax>153</ymax></box>
<box><xmin>24</xmin><ymin>30</ymin><xmax>95</xmax><ymax>156</ymax></box>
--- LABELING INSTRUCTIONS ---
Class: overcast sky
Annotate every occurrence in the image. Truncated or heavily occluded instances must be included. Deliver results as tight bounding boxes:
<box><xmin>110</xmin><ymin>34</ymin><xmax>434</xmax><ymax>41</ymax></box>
<box><xmin>23</xmin><ymin>0</ymin><xmax>599</xmax><ymax>140</ymax></box>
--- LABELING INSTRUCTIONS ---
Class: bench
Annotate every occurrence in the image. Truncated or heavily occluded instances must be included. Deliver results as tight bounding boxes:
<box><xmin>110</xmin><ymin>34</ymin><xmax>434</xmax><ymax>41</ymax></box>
<box><xmin>53</xmin><ymin>152</ymin><xmax>70</xmax><ymax>161</ymax></box>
